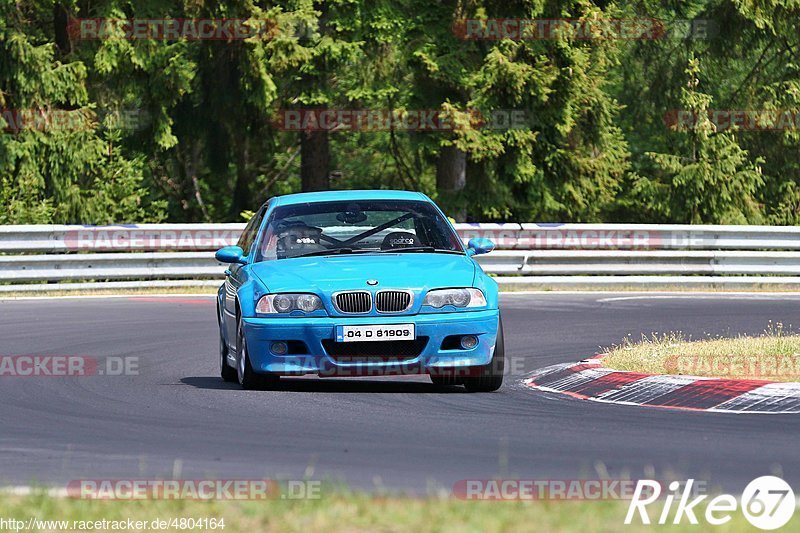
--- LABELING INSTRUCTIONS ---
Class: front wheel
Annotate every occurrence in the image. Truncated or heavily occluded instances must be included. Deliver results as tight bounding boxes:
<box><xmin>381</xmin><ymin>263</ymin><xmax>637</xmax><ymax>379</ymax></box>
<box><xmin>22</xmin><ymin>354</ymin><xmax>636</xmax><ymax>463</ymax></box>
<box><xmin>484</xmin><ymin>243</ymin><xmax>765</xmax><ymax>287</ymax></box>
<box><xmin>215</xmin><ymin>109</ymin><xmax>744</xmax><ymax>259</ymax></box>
<box><xmin>236</xmin><ymin>321</ymin><xmax>279</xmax><ymax>390</ymax></box>
<box><xmin>218</xmin><ymin>305</ymin><xmax>237</xmax><ymax>382</ymax></box>
<box><xmin>463</xmin><ymin>317</ymin><xmax>505</xmax><ymax>393</ymax></box>
<box><xmin>220</xmin><ymin>333</ymin><xmax>237</xmax><ymax>382</ymax></box>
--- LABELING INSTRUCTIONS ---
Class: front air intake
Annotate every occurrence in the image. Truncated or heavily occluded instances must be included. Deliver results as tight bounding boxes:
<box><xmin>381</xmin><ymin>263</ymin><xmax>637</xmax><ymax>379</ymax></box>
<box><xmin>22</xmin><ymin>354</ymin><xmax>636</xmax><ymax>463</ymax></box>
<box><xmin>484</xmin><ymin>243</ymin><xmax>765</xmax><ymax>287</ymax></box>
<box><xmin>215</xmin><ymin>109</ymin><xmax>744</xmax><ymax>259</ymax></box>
<box><xmin>322</xmin><ymin>337</ymin><xmax>429</xmax><ymax>360</ymax></box>
<box><xmin>376</xmin><ymin>291</ymin><xmax>412</xmax><ymax>313</ymax></box>
<box><xmin>334</xmin><ymin>291</ymin><xmax>372</xmax><ymax>313</ymax></box>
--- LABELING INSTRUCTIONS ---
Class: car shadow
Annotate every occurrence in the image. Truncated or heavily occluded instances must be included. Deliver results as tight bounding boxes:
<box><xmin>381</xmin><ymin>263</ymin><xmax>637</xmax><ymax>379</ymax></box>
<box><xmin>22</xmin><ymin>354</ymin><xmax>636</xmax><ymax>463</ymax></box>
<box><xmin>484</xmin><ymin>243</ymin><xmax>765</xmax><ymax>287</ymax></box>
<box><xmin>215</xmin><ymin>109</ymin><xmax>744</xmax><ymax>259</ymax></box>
<box><xmin>180</xmin><ymin>376</ymin><xmax>467</xmax><ymax>393</ymax></box>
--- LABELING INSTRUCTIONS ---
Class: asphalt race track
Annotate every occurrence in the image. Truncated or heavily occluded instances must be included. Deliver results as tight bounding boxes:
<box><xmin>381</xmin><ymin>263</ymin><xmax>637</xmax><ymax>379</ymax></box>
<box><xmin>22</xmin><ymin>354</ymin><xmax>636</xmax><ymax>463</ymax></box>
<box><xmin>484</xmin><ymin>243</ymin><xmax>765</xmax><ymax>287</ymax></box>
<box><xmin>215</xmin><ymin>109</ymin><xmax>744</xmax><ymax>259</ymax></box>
<box><xmin>1</xmin><ymin>293</ymin><xmax>799</xmax><ymax>493</ymax></box>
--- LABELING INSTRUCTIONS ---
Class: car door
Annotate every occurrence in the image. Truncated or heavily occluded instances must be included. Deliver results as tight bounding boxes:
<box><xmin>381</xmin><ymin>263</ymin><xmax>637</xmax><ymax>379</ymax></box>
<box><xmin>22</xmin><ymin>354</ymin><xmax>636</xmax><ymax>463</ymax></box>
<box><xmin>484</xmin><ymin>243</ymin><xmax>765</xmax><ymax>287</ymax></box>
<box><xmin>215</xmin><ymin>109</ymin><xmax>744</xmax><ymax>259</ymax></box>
<box><xmin>222</xmin><ymin>206</ymin><xmax>267</xmax><ymax>348</ymax></box>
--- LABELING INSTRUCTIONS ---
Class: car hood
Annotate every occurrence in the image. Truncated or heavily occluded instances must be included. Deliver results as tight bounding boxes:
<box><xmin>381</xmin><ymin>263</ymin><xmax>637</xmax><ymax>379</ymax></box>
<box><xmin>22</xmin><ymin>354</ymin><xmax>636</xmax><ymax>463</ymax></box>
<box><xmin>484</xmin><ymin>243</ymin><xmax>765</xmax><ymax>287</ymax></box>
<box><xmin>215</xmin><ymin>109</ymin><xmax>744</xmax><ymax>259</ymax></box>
<box><xmin>250</xmin><ymin>253</ymin><xmax>477</xmax><ymax>293</ymax></box>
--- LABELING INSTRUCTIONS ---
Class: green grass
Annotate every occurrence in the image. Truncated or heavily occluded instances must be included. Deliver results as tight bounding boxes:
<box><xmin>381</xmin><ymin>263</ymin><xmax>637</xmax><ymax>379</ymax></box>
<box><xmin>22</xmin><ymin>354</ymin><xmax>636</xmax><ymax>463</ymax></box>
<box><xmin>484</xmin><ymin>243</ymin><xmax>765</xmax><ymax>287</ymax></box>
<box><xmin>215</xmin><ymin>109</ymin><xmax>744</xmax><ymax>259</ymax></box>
<box><xmin>0</xmin><ymin>492</ymin><xmax>761</xmax><ymax>532</ymax></box>
<box><xmin>603</xmin><ymin>322</ymin><xmax>800</xmax><ymax>381</ymax></box>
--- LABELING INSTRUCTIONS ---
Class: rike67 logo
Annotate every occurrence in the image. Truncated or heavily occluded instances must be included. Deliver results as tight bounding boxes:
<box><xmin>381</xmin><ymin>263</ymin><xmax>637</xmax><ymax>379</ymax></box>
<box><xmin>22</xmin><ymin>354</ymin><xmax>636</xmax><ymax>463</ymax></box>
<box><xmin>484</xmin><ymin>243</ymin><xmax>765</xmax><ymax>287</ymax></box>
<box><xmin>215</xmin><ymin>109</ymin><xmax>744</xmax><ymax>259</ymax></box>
<box><xmin>625</xmin><ymin>476</ymin><xmax>795</xmax><ymax>530</ymax></box>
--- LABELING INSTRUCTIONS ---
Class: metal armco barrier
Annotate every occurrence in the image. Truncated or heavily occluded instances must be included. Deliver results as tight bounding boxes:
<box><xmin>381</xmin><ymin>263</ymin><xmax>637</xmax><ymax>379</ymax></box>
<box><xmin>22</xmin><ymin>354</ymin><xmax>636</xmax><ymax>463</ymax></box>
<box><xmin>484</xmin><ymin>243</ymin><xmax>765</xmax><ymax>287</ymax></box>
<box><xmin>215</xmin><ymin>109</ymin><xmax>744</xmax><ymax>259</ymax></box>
<box><xmin>3</xmin><ymin>223</ymin><xmax>800</xmax><ymax>291</ymax></box>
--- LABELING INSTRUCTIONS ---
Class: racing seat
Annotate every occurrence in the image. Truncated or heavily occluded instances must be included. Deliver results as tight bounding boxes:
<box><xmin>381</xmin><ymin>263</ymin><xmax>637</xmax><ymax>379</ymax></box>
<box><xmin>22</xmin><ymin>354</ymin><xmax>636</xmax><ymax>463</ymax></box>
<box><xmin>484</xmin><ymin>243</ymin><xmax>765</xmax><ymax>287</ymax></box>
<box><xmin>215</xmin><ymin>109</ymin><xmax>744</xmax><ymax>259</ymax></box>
<box><xmin>276</xmin><ymin>224</ymin><xmax>325</xmax><ymax>257</ymax></box>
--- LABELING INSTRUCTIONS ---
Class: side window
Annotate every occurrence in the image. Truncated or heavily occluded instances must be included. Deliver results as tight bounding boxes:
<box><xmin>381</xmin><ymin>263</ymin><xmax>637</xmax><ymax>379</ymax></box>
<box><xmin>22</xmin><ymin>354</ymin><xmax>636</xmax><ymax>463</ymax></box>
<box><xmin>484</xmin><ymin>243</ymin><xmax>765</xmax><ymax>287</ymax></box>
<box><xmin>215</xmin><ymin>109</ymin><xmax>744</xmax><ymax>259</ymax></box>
<box><xmin>237</xmin><ymin>207</ymin><xmax>266</xmax><ymax>256</ymax></box>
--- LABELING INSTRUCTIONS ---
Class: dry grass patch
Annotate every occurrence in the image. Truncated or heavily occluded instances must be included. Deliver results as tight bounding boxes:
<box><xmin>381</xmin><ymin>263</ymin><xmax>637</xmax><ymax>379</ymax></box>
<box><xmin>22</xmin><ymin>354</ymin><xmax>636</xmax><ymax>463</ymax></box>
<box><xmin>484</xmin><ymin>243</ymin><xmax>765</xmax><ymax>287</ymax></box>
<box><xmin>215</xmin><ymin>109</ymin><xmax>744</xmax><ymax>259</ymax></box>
<box><xmin>603</xmin><ymin>323</ymin><xmax>800</xmax><ymax>381</ymax></box>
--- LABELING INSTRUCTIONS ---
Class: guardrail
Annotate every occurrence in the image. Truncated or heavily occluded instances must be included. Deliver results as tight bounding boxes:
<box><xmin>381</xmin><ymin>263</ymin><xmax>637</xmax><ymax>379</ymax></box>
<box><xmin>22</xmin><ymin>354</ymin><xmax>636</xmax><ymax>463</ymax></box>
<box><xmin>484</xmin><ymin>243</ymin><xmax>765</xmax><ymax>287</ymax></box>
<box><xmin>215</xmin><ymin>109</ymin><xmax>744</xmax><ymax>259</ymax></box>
<box><xmin>3</xmin><ymin>223</ymin><xmax>800</xmax><ymax>291</ymax></box>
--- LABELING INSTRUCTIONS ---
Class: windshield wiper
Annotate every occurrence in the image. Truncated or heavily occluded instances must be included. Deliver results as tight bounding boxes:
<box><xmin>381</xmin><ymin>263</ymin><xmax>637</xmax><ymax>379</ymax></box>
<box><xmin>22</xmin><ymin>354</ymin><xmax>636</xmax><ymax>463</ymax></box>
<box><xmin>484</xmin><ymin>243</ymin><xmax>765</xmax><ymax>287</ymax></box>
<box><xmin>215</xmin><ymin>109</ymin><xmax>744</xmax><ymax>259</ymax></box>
<box><xmin>378</xmin><ymin>247</ymin><xmax>463</xmax><ymax>255</ymax></box>
<box><xmin>292</xmin><ymin>247</ymin><xmax>374</xmax><ymax>259</ymax></box>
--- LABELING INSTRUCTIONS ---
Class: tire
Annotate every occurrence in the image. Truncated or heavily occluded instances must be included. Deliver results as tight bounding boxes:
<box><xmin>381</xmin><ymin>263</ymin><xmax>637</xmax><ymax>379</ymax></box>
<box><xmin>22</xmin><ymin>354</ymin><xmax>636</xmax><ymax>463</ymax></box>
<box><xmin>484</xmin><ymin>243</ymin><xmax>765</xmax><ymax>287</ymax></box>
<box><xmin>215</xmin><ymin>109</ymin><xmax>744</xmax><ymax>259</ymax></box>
<box><xmin>463</xmin><ymin>316</ymin><xmax>505</xmax><ymax>393</ymax></box>
<box><xmin>236</xmin><ymin>320</ymin><xmax>278</xmax><ymax>390</ymax></box>
<box><xmin>236</xmin><ymin>321</ymin><xmax>261</xmax><ymax>390</ymax></box>
<box><xmin>220</xmin><ymin>332</ymin><xmax>237</xmax><ymax>382</ymax></box>
<box><xmin>430</xmin><ymin>374</ymin><xmax>464</xmax><ymax>387</ymax></box>
<box><xmin>218</xmin><ymin>304</ymin><xmax>237</xmax><ymax>383</ymax></box>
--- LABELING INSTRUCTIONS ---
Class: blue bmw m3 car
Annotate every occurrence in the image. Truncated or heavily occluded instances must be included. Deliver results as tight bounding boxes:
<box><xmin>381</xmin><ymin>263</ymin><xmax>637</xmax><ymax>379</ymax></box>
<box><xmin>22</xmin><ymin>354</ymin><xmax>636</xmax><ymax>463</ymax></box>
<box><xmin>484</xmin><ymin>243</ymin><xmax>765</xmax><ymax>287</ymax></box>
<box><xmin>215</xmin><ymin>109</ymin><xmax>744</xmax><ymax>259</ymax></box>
<box><xmin>215</xmin><ymin>190</ymin><xmax>503</xmax><ymax>392</ymax></box>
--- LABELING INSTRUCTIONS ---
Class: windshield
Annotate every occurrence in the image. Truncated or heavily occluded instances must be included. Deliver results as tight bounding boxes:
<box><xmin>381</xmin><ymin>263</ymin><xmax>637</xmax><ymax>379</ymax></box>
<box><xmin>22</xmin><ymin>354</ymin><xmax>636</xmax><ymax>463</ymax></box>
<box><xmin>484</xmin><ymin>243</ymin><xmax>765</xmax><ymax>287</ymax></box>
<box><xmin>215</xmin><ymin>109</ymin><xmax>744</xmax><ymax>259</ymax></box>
<box><xmin>255</xmin><ymin>199</ymin><xmax>463</xmax><ymax>261</ymax></box>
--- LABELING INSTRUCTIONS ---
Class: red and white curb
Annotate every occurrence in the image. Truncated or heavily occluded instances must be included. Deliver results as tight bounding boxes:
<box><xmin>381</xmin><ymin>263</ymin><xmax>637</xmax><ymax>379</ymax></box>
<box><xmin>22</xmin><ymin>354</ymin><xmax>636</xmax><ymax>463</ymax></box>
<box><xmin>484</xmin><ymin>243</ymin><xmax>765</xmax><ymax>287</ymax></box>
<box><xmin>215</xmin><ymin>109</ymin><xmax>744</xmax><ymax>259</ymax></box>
<box><xmin>523</xmin><ymin>357</ymin><xmax>800</xmax><ymax>414</ymax></box>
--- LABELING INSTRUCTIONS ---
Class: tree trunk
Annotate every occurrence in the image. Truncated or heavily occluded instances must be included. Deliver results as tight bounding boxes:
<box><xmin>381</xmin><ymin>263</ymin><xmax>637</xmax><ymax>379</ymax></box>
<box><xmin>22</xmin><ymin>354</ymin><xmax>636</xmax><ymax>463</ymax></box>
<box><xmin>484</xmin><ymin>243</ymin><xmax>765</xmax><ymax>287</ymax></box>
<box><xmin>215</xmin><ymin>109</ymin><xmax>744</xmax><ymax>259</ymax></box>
<box><xmin>300</xmin><ymin>130</ymin><xmax>330</xmax><ymax>191</ymax></box>
<box><xmin>231</xmin><ymin>136</ymin><xmax>250</xmax><ymax>218</ymax></box>
<box><xmin>465</xmin><ymin>157</ymin><xmax>484</xmax><ymax>222</ymax></box>
<box><xmin>53</xmin><ymin>3</ymin><xmax>71</xmax><ymax>55</ymax></box>
<box><xmin>436</xmin><ymin>145</ymin><xmax>467</xmax><ymax>221</ymax></box>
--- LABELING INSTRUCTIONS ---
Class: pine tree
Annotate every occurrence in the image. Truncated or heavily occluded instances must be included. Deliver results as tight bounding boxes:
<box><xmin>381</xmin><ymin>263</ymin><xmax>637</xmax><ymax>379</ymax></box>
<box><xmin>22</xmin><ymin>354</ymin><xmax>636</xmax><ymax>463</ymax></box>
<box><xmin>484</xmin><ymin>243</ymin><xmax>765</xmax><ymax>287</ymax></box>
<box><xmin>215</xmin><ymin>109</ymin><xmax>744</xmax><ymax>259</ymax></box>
<box><xmin>642</xmin><ymin>56</ymin><xmax>764</xmax><ymax>223</ymax></box>
<box><xmin>0</xmin><ymin>0</ymin><xmax>160</xmax><ymax>224</ymax></box>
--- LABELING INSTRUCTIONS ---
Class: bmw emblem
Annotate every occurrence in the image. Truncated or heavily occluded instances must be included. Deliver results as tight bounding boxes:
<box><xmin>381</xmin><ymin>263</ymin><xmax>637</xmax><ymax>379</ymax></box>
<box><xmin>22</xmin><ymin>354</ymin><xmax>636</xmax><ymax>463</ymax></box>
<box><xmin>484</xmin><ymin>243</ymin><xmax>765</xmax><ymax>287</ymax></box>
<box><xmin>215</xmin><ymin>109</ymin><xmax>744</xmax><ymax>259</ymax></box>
<box><xmin>366</xmin><ymin>279</ymin><xmax>379</xmax><ymax>286</ymax></box>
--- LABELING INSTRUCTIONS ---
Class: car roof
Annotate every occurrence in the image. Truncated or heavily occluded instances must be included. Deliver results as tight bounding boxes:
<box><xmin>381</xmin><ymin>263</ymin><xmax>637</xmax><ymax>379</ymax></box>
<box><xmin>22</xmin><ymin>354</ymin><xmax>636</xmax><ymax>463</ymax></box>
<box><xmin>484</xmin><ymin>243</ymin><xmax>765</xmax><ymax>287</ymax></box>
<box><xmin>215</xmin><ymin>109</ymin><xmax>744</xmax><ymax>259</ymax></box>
<box><xmin>270</xmin><ymin>190</ymin><xmax>429</xmax><ymax>208</ymax></box>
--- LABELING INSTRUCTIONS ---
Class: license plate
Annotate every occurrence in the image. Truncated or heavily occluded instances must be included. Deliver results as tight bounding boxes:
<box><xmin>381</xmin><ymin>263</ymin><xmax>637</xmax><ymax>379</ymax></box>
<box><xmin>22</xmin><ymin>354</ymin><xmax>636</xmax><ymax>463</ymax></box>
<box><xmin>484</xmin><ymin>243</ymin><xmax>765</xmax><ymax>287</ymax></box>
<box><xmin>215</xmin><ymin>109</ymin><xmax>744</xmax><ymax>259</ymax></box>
<box><xmin>335</xmin><ymin>324</ymin><xmax>415</xmax><ymax>343</ymax></box>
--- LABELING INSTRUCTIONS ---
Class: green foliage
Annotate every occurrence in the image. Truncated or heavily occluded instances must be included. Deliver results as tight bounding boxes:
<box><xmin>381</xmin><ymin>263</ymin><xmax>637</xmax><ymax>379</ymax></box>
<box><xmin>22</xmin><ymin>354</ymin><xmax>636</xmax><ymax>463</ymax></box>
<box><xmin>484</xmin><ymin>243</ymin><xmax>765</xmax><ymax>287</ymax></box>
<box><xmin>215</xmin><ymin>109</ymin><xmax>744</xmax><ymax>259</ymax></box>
<box><xmin>641</xmin><ymin>57</ymin><xmax>764</xmax><ymax>223</ymax></box>
<box><xmin>0</xmin><ymin>0</ymin><xmax>162</xmax><ymax>224</ymax></box>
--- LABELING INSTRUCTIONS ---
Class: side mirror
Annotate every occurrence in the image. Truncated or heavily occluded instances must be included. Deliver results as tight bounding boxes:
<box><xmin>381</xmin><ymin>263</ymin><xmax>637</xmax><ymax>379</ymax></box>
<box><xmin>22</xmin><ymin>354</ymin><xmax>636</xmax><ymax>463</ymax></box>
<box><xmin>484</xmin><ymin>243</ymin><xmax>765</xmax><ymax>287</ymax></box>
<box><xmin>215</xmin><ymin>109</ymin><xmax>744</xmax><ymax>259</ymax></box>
<box><xmin>215</xmin><ymin>245</ymin><xmax>247</xmax><ymax>264</ymax></box>
<box><xmin>466</xmin><ymin>238</ymin><xmax>495</xmax><ymax>257</ymax></box>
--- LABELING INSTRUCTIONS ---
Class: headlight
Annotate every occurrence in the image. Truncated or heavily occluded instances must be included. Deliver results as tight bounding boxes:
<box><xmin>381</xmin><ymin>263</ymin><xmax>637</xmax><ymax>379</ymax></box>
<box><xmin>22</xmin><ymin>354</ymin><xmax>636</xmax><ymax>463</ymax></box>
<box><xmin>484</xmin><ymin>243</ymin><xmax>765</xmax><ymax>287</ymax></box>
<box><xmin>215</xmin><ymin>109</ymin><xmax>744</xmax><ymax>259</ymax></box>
<box><xmin>256</xmin><ymin>293</ymin><xmax>323</xmax><ymax>314</ymax></box>
<box><xmin>423</xmin><ymin>288</ymin><xmax>486</xmax><ymax>309</ymax></box>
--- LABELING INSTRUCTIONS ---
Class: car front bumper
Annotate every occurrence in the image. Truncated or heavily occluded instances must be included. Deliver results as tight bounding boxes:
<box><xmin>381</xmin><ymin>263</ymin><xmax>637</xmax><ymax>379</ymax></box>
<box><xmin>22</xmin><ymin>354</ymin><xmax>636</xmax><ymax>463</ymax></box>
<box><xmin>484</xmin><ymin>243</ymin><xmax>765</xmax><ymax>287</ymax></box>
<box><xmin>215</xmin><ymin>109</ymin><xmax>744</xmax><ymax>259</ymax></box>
<box><xmin>242</xmin><ymin>309</ymin><xmax>499</xmax><ymax>377</ymax></box>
